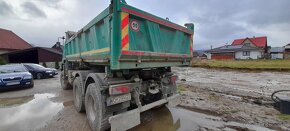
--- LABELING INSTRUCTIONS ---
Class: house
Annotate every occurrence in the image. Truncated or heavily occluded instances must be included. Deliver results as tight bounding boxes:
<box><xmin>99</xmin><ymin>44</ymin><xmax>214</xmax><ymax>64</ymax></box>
<box><xmin>232</xmin><ymin>36</ymin><xmax>268</xmax><ymax>55</ymax></box>
<box><xmin>0</xmin><ymin>28</ymin><xmax>32</xmax><ymax>54</ymax></box>
<box><xmin>270</xmin><ymin>47</ymin><xmax>285</xmax><ymax>59</ymax></box>
<box><xmin>52</xmin><ymin>42</ymin><xmax>64</xmax><ymax>53</ymax></box>
<box><xmin>284</xmin><ymin>43</ymin><xmax>290</xmax><ymax>59</ymax></box>
<box><xmin>206</xmin><ymin>44</ymin><xmax>264</xmax><ymax>60</ymax></box>
<box><xmin>206</xmin><ymin>36</ymin><xmax>268</xmax><ymax>60</ymax></box>
<box><xmin>0</xmin><ymin>47</ymin><xmax>62</xmax><ymax>69</ymax></box>
<box><xmin>192</xmin><ymin>50</ymin><xmax>207</xmax><ymax>59</ymax></box>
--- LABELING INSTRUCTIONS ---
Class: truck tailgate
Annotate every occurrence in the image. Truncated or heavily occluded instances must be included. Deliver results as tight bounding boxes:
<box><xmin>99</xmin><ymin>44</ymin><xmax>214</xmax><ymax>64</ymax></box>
<box><xmin>115</xmin><ymin>4</ymin><xmax>194</xmax><ymax>69</ymax></box>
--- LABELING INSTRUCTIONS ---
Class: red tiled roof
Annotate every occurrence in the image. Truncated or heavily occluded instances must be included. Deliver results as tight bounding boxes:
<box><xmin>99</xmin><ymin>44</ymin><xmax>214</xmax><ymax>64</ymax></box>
<box><xmin>232</xmin><ymin>36</ymin><xmax>267</xmax><ymax>48</ymax></box>
<box><xmin>0</xmin><ymin>28</ymin><xmax>32</xmax><ymax>50</ymax></box>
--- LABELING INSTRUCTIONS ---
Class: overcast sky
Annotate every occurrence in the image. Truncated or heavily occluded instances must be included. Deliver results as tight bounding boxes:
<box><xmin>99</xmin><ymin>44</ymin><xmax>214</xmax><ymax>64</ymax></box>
<box><xmin>1</xmin><ymin>0</ymin><xmax>290</xmax><ymax>50</ymax></box>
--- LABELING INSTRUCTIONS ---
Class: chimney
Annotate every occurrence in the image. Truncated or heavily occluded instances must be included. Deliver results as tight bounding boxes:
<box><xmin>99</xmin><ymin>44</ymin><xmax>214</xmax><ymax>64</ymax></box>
<box><xmin>253</xmin><ymin>36</ymin><xmax>255</xmax><ymax>38</ymax></box>
<box><xmin>211</xmin><ymin>45</ymin><xmax>213</xmax><ymax>50</ymax></box>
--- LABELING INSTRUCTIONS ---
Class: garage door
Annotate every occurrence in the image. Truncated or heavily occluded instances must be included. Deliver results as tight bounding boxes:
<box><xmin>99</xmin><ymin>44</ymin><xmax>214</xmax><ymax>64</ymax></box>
<box><xmin>211</xmin><ymin>54</ymin><xmax>234</xmax><ymax>60</ymax></box>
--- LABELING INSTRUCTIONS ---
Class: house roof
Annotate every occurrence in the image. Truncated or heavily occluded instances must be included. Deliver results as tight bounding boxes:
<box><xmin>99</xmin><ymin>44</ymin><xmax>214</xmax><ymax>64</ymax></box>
<box><xmin>193</xmin><ymin>50</ymin><xmax>206</xmax><ymax>57</ymax></box>
<box><xmin>285</xmin><ymin>43</ymin><xmax>290</xmax><ymax>49</ymax></box>
<box><xmin>270</xmin><ymin>47</ymin><xmax>285</xmax><ymax>53</ymax></box>
<box><xmin>232</xmin><ymin>36</ymin><xmax>267</xmax><ymax>48</ymax></box>
<box><xmin>206</xmin><ymin>45</ymin><xmax>263</xmax><ymax>53</ymax></box>
<box><xmin>0</xmin><ymin>28</ymin><xmax>32</xmax><ymax>50</ymax></box>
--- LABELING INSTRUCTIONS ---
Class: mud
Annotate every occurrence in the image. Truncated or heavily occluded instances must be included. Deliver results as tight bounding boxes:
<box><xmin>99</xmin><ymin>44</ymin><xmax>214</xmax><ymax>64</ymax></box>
<box><xmin>132</xmin><ymin>106</ymin><xmax>273</xmax><ymax>131</ymax></box>
<box><xmin>173</xmin><ymin>67</ymin><xmax>290</xmax><ymax>99</ymax></box>
<box><xmin>174</xmin><ymin>67</ymin><xmax>290</xmax><ymax>130</ymax></box>
<box><xmin>0</xmin><ymin>68</ymin><xmax>289</xmax><ymax>131</ymax></box>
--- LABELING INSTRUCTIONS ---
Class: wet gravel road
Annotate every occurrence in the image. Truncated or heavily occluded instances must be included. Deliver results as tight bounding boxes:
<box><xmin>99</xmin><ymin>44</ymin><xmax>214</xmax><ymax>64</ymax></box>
<box><xmin>0</xmin><ymin>68</ymin><xmax>289</xmax><ymax>131</ymax></box>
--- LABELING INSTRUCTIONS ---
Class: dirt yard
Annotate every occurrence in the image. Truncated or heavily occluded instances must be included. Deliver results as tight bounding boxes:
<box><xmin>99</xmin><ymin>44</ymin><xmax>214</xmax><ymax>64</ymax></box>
<box><xmin>174</xmin><ymin>67</ymin><xmax>290</xmax><ymax>130</ymax></box>
<box><xmin>0</xmin><ymin>68</ymin><xmax>289</xmax><ymax>131</ymax></box>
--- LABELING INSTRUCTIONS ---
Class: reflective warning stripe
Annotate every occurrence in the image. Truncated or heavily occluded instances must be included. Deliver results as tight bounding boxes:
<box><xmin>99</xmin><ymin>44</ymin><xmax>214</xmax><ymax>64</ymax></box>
<box><xmin>121</xmin><ymin>12</ymin><xmax>129</xmax><ymax>51</ymax></box>
<box><xmin>190</xmin><ymin>35</ymin><xmax>193</xmax><ymax>57</ymax></box>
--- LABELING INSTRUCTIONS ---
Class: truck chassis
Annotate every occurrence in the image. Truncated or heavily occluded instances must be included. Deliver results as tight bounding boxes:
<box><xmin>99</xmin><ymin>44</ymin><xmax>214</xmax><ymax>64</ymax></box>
<box><xmin>60</xmin><ymin>61</ymin><xmax>180</xmax><ymax>131</ymax></box>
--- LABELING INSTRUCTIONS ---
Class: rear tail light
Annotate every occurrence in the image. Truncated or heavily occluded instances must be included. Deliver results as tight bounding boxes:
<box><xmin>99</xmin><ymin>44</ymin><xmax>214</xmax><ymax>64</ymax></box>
<box><xmin>109</xmin><ymin>85</ymin><xmax>130</xmax><ymax>95</ymax></box>
<box><xmin>171</xmin><ymin>75</ymin><xmax>178</xmax><ymax>83</ymax></box>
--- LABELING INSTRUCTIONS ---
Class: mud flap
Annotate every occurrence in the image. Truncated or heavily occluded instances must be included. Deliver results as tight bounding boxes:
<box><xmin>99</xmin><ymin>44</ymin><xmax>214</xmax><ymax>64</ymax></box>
<box><xmin>109</xmin><ymin>94</ymin><xmax>181</xmax><ymax>131</ymax></box>
<box><xmin>167</xmin><ymin>94</ymin><xmax>181</xmax><ymax>107</ymax></box>
<box><xmin>109</xmin><ymin>109</ymin><xmax>140</xmax><ymax>131</ymax></box>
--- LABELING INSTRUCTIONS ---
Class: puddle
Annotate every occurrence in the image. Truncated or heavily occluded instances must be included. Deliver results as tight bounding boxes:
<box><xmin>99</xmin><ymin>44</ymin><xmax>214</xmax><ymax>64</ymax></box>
<box><xmin>0</xmin><ymin>94</ymin><xmax>63</xmax><ymax>131</ymax></box>
<box><xmin>131</xmin><ymin>106</ymin><xmax>274</xmax><ymax>131</ymax></box>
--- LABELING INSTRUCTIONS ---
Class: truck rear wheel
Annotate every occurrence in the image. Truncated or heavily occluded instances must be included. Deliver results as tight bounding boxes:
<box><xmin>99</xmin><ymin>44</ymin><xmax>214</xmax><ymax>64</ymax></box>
<box><xmin>85</xmin><ymin>83</ymin><xmax>110</xmax><ymax>131</ymax></box>
<box><xmin>73</xmin><ymin>77</ymin><xmax>85</xmax><ymax>112</ymax></box>
<box><xmin>60</xmin><ymin>71</ymin><xmax>71</xmax><ymax>90</ymax></box>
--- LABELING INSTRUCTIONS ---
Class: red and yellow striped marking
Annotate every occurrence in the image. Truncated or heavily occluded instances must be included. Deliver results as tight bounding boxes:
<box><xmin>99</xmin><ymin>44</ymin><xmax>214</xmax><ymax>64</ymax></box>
<box><xmin>190</xmin><ymin>35</ymin><xmax>193</xmax><ymax>57</ymax></box>
<box><xmin>121</xmin><ymin>12</ymin><xmax>129</xmax><ymax>51</ymax></box>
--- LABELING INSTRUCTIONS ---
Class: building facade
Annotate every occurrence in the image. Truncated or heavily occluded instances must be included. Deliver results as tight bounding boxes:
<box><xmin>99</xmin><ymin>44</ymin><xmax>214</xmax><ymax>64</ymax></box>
<box><xmin>206</xmin><ymin>45</ymin><xmax>264</xmax><ymax>60</ymax></box>
<box><xmin>235</xmin><ymin>50</ymin><xmax>263</xmax><ymax>60</ymax></box>
<box><xmin>270</xmin><ymin>47</ymin><xmax>285</xmax><ymax>59</ymax></box>
<box><xmin>0</xmin><ymin>47</ymin><xmax>62</xmax><ymax>69</ymax></box>
<box><xmin>284</xmin><ymin>44</ymin><xmax>290</xmax><ymax>59</ymax></box>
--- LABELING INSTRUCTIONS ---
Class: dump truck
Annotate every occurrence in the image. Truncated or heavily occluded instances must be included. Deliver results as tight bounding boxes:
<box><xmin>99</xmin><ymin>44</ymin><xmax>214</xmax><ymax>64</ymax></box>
<box><xmin>60</xmin><ymin>0</ymin><xmax>194</xmax><ymax>130</ymax></box>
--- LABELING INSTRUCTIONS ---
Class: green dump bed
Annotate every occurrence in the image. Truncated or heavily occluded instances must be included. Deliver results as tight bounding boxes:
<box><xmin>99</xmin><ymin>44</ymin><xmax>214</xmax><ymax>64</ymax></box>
<box><xmin>64</xmin><ymin>1</ymin><xmax>194</xmax><ymax>70</ymax></box>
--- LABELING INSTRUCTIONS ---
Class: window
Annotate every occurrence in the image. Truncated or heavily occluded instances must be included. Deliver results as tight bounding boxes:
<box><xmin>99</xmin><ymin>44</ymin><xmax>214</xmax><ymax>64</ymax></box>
<box><xmin>243</xmin><ymin>51</ymin><xmax>250</xmax><ymax>56</ymax></box>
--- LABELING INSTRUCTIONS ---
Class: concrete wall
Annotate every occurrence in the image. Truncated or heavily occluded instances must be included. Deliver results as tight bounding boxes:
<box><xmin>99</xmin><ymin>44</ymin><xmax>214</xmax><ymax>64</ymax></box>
<box><xmin>235</xmin><ymin>51</ymin><xmax>262</xmax><ymax>59</ymax></box>
<box><xmin>205</xmin><ymin>53</ymin><xmax>211</xmax><ymax>59</ymax></box>
<box><xmin>39</xmin><ymin>61</ymin><xmax>61</xmax><ymax>69</ymax></box>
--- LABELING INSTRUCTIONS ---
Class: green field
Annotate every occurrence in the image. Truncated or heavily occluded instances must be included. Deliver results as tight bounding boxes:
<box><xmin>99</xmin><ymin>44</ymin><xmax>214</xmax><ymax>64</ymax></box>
<box><xmin>191</xmin><ymin>59</ymin><xmax>290</xmax><ymax>71</ymax></box>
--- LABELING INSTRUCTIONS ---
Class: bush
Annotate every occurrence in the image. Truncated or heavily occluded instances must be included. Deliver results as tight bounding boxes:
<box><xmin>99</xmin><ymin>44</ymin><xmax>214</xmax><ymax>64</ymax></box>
<box><xmin>42</xmin><ymin>62</ymin><xmax>47</xmax><ymax>67</ymax></box>
<box><xmin>55</xmin><ymin>61</ymin><xmax>60</xmax><ymax>69</ymax></box>
<box><xmin>0</xmin><ymin>57</ymin><xmax>6</xmax><ymax>65</ymax></box>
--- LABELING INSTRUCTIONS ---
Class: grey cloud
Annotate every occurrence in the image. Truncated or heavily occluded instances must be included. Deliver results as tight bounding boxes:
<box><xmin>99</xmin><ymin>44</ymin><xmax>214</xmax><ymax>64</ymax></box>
<box><xmin>138</xmin><ymin>0</ymin><xmax>290</xmax><ymax>49</ymax></box>
<box><xmin>38</xmin><ymin>0</ymin><xmax>63</xmax><ymax>9</ymax></box>
<box><xmin>0</xmin><ymin>1</ymin><xmax>13</xmax><ymax>16</ymax></box>
<box><xmin>21</xmin><ymin>2</ymin><xmax>46</xmax><ymax>18</ymax></box>
<box><xmin>1</xmin><ymin>0</ymin><xmax>290</xmax><ymax>49</ymax></box>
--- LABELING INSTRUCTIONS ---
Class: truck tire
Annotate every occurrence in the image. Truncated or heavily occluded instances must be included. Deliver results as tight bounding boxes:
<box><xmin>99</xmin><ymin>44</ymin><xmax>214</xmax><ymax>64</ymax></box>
<box><xmin>73</xmin><ymin>77</ymin><xmax>85</xmax><ymax>112</ymax></box>
<box><xmin>85</xmin><ymin>83</ymin><xmax>110</xmax><ymax>131</ymax></box>
<box><xmin>60</xmin><ymin>71</ymin><xmax>71</xmax><ymax>90</ymax></box>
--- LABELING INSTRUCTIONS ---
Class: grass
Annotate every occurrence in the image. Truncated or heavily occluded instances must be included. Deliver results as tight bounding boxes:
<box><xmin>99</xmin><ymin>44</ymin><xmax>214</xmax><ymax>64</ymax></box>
<box><xmin>191</xmin><ymin>59</ymin><xmax>290</xmax><ymax>71</ymax></box>
<box><xmin>177</xmin><ymin>85</ymin><xmax>187</xmax><ymax>93</ymax></box>
<box><xmin>277</xmin><ymin>114</ymin><xmax>290</xmax><ymax>121</ymax></box>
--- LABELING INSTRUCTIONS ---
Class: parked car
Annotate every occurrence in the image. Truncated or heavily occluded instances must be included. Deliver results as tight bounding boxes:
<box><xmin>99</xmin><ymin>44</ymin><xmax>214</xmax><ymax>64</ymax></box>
<box><xmin>23</xmin><ymin>64</ymin><xmax>58</xmax><ymax>79</ymax></box>
<box><xmin>0</xmin><ymin>64</ymin><xmax>34</xmax><ymax>89</ymax></box>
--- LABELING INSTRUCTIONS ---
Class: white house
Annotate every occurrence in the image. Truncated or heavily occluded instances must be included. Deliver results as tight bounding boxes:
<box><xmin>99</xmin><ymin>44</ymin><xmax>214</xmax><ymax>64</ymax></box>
<box><xmin>235</xmin><ymin>50</ymin><xmax>263</xmax><ymax>60</ymax></box>
<box><xmin>206</xmin><ymin>45</ymin><xmax>264</xmax><ymax>60</ymax></box>
<box><xmin>206</xmin><ymin>36</ymin><xmax>267</xmax><ymax>60</ymax></box>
